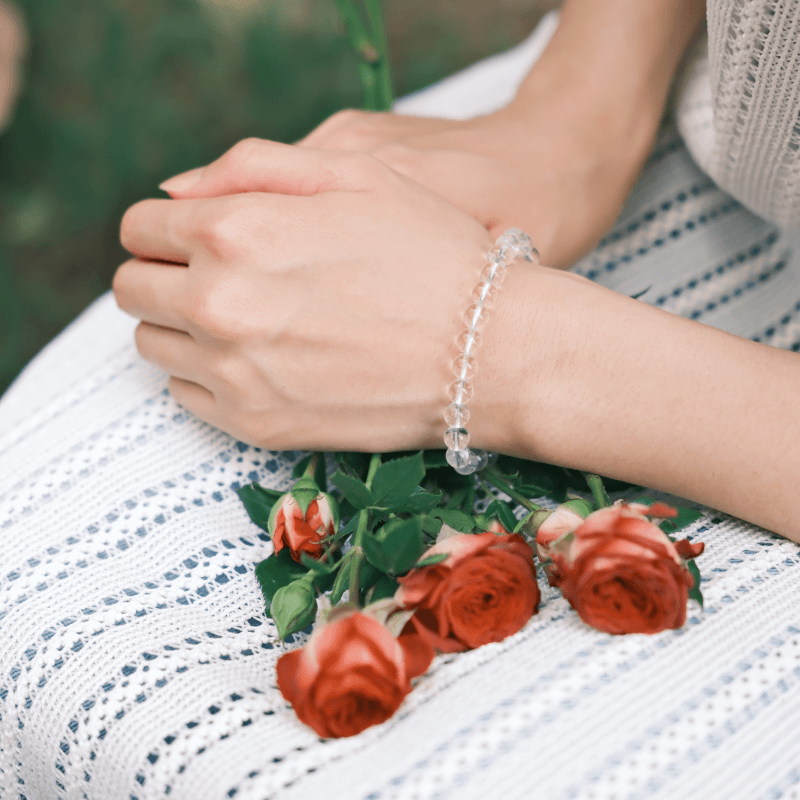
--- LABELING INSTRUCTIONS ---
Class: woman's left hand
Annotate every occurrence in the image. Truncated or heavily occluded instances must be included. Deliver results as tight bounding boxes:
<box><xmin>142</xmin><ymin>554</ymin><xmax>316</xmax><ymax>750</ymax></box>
<box><xmin>113</xmin><ymin>138</ymin><xmax>544</xmax><ymax>453</ymax></box>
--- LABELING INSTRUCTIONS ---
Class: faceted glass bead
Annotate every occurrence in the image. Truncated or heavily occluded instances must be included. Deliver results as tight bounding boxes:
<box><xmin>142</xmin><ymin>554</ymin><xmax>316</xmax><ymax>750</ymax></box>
<box><xmin>486</xmin><ymin>244</ymin><xmax>512</xmax><ymax>266</ymax></box>
<box><xmin>444</xmin><ymin>402</ymin><xmax>470</xmax><ymax>428</ymax></box>
<box><xmin>462</xmin><ymin>303</ymin><xmax>486</xmax><ymax>331</ymax></box>
<box><xmin>481</xmin><ymin>262</ymin><xmax>506</xmax><ymax>285</ymax></box>
<box><xmin>451</xmin><ymin>353</ymin><xmax>476</xmax><ymax>381</ymax></box>
<box><xmin>448</xmin><ymin>379</ymin><xmax>474</xmax><ymax>404</ymax></box>
<box><xmin>443</xmin><ymin>426</ymin><xmax>470</xmax><ymax>450</ymax></box>
<box><xmin>471</xmin><ymin>282</ymin><xmax>499</xmax><ymax>309</ymax></box>
<box><xmin>457</xmin><ymin>328</ymin><xmax>482</xmax><ymax>354</ymax></box>
<box><xmin>446</xmin><ymin>447</ymin><xmax>471</xmax><ymax>471</ymax></box>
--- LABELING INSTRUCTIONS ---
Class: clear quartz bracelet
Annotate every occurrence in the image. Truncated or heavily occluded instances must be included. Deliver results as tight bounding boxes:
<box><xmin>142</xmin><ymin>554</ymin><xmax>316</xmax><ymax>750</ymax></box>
<box><xmin>444</xmin><ymin>227</ymin><xmax>538</xmax><ymax>475</ymax></box>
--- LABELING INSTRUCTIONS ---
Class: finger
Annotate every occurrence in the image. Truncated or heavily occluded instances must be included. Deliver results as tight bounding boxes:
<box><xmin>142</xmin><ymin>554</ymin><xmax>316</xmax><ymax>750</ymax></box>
<box><xmin>168</xmin><ymin>376</ymin><xmax>222</xmax><ymax>429</ymax></box>
<box><xmin>158</xmin><ymin>138</ymin><xmax>366</xmax><ymax>200</ymax></box>
<box><xmin>120</xmin><ymin>197</ymin><xmax>207</xmax><ymax>263</ymax></box>
<box><xmin>134</xmin><ymin>322</ymin><xmax>207</xmax><ymax>385</ymax></box>
<box><xmin>113</xmin><ymin>259</ymin><xmax>191</xmax><ymax>331</ymax></box>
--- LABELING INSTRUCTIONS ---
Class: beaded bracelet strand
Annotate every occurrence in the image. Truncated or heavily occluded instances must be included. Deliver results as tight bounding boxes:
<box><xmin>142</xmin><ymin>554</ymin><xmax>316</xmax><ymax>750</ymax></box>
<box><xmin>444</xmin><ymin>228</ymin><xmax>538</xmax><ymax>475</ymax></box>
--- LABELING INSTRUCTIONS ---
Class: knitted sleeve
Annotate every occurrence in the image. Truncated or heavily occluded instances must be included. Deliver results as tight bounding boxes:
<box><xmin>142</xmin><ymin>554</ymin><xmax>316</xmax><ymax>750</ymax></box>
<box><xmin>677</xmin><ymin>0</ymin><xmax>800</xmax><ymax>230</ymax></box>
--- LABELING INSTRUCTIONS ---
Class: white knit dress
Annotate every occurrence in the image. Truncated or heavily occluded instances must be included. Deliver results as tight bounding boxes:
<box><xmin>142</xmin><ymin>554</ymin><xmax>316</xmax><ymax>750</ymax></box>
<box><xmin>2</xmin><ymin>8</ymin><xmax>800</xmax><ymax>800</ymax></box>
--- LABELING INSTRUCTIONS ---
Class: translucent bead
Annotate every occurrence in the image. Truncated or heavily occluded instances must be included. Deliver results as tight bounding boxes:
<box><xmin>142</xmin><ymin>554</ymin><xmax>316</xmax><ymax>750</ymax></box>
<box><xmin>470</xmin><ymin>449</ymin><xmax>490</xmax><ymax>471</ymax></box>
<box><xmin>486</xmin><ymin>244</ymin><xmax>512</xmax><ymax>266</ymax></box>
<box><xmin>446</xmin><ymin>447</ymin><xmax>471</xmax><ymax>471</ymax></box>
<box><xmin>448</xmin><ymin>379</ymin><xmax>474</xmax><ymax>404</ymax></box>
<box><xmin>451</xmin><ymin>353</ymin><xmax>476</xmax><ymax>381</ymax></box>
<box><xmin>444</xmin><ymin>402</ymin><xmax>470</xmax><ymax>428</ymax></box>
<box><xmin>471</xmin><ymin>282</ymin><xmax>498</xmax><ymax>309</ymax></box>
<box><xmin>457</xmin><ymin>328</ymin><xmax>482</xmax><ymax>354</ymax></box>
<box><xmin>462</xmin><ymin>303</ymin><xmax>486</xmax><ymax>331</ymax></box>
<box><xmin>481</xmin><ymin>262</ymin><xmax>506</xmax><ymax>286</ymax></box>
<box><xmin>443</xmin><ymin>426</ymin><xmax>470</xmax><ymax>450</ymax></box>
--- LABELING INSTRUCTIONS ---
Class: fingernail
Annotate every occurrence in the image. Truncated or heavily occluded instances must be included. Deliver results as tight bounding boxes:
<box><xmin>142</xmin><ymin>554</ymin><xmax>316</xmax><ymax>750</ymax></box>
<box><xmin>159</xmin><ymin>167</ymin><xmax>205</xmax><ymax>195</ymax></box>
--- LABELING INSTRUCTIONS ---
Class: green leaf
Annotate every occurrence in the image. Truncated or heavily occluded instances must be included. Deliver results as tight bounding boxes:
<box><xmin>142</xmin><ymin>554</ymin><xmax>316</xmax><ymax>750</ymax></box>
<box><xmin>485</xmin><ymin>499</ymin><xmax>518</xmax><ymax>532</ymax></box>
<box><xmin>331</xmin><ymin>470</ymin><xmax>373</xmax><ymax>509</ymax></box>
<box><xmin>271</xmin><ymin>578</ymin><xmax>317</xmax><ymax>640</ymax></box>
<box><xmin>421</xmin><ymin>515</ymin><xmax>443</xmax><ymax>536</ymax></box>
<box><xmin>368</xmin><ymin>574</ymin><xmax>399</xmax><ymax>603</ymax></box>
<box><xmin>446</xmin><ymin>487</ymin><xmax>469</xmax><ymax>510</ymax></box>
<box><xmin>254</xmin><ymin>550</ymin><xmax>307</xmax><ymax>616</ymax></box>
<box><xmin>370</xmin><ymin>451</ymin><xmax>426</xmax><ymax>509</ymax></box>
<box><xmin>430</xmin><ymin>507</ymin><xmax>474</xmax><ymax>533</ymax></box>
<box><xmin>687</xmin><ymin>559</ymin><xmax>704</xmax><ymax>607</ymax></box>
<box><xmin>422</xmin><ymin>449</ymin><xmax>448</xmax><ymax>469</ymax></box>
<box><xmin>362</xmin><ymin>517</ymin><xmax>425</xmax><ymax>575</ymax></box>
<box><xmin>383</xmin><ymin>487</ymin><xmax>442</xmax><ymax>515</ymax></box>
<box><xmin>413</xmin><ymin>552</ymin><xmax>449</xmax><ymax>569</ymax></box>
<box><xmin>236</xmin><ymin>484</ymin><xmax>284</xmax><ymax>532</ymax></box>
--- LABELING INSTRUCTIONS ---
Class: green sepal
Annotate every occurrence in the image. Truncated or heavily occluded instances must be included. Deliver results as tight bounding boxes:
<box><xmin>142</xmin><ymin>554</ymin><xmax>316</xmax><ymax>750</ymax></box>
<box><xmin>561</xmin><ymin>498</ymin><xmax>595</xmax><ymax>518</ymax></box>
<box><xmin>483</xmin><ymin>499</ymin><xmax>518</xmax><ymax>532</ymax></box>
<box><xmin>329</xmin><ymin>551</ymin><xmax>354</xmax><ymax>605</ymax></box>
<box><xmin>267</xmin><ymin>492</ymin><xmax>289</xmax><ymax>538</ymax></box>
<box><xmin>362</xmin><ymin>516</ymin><xmax>425</xmax><ymax>576</ymax></box>
<box><xmin>271</xmin><ymin>576</ymin><xmax>317</xmax><ymax>640</ymax></box>
<box><xmin>367</xmin><ymin>574</ymin><xmax>400</xmax><ymax>603</ymax></box>
<box><xmin>413</xmin><ymin>552</ymin><xmax>449</xmax><ymax>569</ymax></box>
<box><xmin>331</xmin><ymin>470</ymin><xmax>373</xmax><ymax>510</ymax></box>
<box><xmin>289</xmin><ymin>474</ymin><xmax>321</xmax><ymax>517</ymax></box>
<box><xmin>633</xmin><ymin>497</ymin><xmax>704</xmax><ymax>534</ymax></box>
<box><xmin>517</xmin><ymin>508</ymin><xmax>553</xmax><ymax>537</ymax></box>
<box><xmin>687</xmin><ymin>558</ymin><xmax>704</xmax><ymax>607</ymax></box>
<box><xmin>300</xmin><ymin>552</ymin><xmax>335</xmax><ymax>574</ymax></box>
<box><xmin>254</xmin><ymin>549</ymin><xmax>308</xmax><ymax>617</ymax></box>
<box><xmin>236</xmin><ymin>483</ymin><xmax>285</xmax><ymax>532</ymax></box>
<box><xmin>428</xmin><ymin>507</ymin><xmax>474</xmax><ymax>533</ymax></box>
<box><xmin>370</xmin><ymin>451</ymin><xmax>426</xmax><ymax>509</ymax></box>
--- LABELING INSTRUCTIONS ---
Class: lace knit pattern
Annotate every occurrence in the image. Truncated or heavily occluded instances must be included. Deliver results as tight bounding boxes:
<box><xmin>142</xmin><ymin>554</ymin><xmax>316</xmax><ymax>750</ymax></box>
<box><xmin>3</xmin><ymin>12</ymin><xmax>800</xmax><ymax>800</ymax></box>
<box><xmin>679</xmin><ymin>0</ymin><xmax>800</xmax><ymax>229</ymax></box>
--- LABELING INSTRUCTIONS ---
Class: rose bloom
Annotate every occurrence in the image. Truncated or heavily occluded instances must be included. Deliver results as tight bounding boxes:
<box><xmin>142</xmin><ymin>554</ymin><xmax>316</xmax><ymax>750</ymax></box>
<box><xmin>272</xmin><ymin>493</ymin><xmax>335</xmax><ymax>562</ymax></box>
<box><xmin>276</xmin><ymin>610</ymin><xmax>433</xmax><ymax>738</ymax></box>
<box><xmin>395</xmin><ymin>531</ymin><xmax>540</xmax><ymax>652</ymax></box>
<box><xmin>538</xmin><ymin>502</ymin><xmax>705</xmax><ymax>635</ymax></box>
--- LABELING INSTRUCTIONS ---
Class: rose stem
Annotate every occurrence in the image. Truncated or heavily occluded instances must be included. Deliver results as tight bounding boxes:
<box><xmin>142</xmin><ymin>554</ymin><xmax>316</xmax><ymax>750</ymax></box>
<box><xmin>582</xmin><ymin>472</ymin><xmax>611</xmax><ymax>509</ymax></box>
<box><xmin>348</xmin><ymin>452</ymin><xmax>382</xmax><ymax>605</ymax></box>
<box><xmin>480</xmin><ymin>466</ymin><xmax>543</xmax><ymax>513</ymax></box>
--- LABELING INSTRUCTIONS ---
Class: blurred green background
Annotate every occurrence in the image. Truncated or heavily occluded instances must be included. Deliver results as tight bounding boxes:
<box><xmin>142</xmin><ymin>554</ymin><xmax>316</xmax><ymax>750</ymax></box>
<box><xmin>0</xmin><ymin>0</ymin><xmax>557</xmax><ymax>395</ymax></box>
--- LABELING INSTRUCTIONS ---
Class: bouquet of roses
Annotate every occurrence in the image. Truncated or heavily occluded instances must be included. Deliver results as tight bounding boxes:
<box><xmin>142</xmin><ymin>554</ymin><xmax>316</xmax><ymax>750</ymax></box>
<box><xmin>236</xmin><ymin>450</ymin><xmax>704</xmax><ymax>738</ymax></box>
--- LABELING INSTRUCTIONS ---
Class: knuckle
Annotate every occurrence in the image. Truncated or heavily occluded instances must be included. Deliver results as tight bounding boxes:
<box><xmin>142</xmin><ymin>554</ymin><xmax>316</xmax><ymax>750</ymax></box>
<box><xmin>196</xmin><ymin>204</ymin><xmax>241</xmax><ymax>259</ymax></box>
<box><xmin>339</xmin><ymin>151</ymin><xmax>386</xmax><ymax>186</ymax></box>
<box><xmin>187</xmin><ymin>282</ymin><xmax>237</xmax><ymax>339</ymax></box>
<box><xmin>225</xmin><ymin>137</ymin><xmax>265</xmax><ymax>170</ymax></box>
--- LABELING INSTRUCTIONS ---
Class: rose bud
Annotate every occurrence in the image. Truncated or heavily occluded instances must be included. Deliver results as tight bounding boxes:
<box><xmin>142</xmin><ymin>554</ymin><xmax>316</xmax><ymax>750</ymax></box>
<box><xmin>534</xmin><ymin>498</ymin><xmax>594</xmax><ymax>585</ymax></box>
<box><xmin>276</xmin><ymin>609</ymin><xmax>433</xmax><ymax>738</ymax></box>
<box><xmin>549</xmin><ymin>502</ymin><xmax>705</xmax><ymax>635</ymax></box>
<box><xmin>268</xmin><ymin>484</ymin><xmax>339</xmax><ymax>563</ymax></box>
<box><xmin>395</xmin><ymin>532</ymin><xmax>540</xmax><ymax>653</ymax></box>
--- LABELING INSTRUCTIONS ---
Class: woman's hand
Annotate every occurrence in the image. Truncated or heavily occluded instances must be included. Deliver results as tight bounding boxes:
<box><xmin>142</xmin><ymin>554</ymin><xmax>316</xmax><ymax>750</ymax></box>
<box><xmin>113</xmin><ymin>138</ymin><xmax>549</xmax><ymax>453</ymax></box>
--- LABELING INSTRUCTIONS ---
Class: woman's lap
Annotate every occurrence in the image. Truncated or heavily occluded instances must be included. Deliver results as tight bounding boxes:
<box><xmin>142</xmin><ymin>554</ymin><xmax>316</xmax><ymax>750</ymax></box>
<box><xmin>3</xmin><ymin>17</ymin><xmax>800</xmax><ymax>800</ymax></box>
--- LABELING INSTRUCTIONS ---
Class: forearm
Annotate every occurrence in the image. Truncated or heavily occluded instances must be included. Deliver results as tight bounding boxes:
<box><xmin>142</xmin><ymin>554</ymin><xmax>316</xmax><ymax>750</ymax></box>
<box><xmin>483</xmin><ymin>267</ymin><xmax>800</xmax><ymax>541</ymax></box>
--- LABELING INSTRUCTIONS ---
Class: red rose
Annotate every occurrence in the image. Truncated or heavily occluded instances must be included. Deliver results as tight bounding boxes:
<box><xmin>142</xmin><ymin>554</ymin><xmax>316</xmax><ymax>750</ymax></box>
<box><xmin>276</xmin><ymin>610</ymin><xmax>433</xmax><ymax>738</ymax></box>
<box><xmin>539</xmin><ymin>502</ymin><xmax>705</xmax><ymax>635</ymax></box>
<box><xmin>395</xmin><ymin>531</ymin><xmax>540</xmax><ymax>652</ymax></box>
<box><xmin>270</xmin><ymin>492</ymin><xmax>336</xmax><ymax>563</ymax></box>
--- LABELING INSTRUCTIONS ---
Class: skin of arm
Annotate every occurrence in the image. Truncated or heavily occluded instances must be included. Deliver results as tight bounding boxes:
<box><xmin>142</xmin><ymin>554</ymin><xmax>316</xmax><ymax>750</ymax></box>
<box><xmin>115</xmin><ymin>139</ymin><xmax>800</xmax><ymax>543</ymax></box>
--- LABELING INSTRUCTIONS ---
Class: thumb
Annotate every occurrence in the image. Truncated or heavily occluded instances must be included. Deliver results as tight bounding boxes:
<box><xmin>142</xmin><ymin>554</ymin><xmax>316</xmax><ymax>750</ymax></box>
<box><xmin>158</xmin><ymin>137</ymin><xmax>364</xmax><ymax>199</ymax></box>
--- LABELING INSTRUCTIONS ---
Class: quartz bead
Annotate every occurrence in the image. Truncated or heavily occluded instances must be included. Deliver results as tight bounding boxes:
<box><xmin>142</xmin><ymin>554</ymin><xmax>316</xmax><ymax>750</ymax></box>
<box><xmin>446</xmin><ymin>448</ymin><xmax>471</xmax><ymax>471</ymax></box>
<box><xmin>472</xmin><ymin>282</ymin><xmax>498</xmax><ymax>308</ymax></box>
<box><xmin>481</xmin><ymin>262</ymin><xmax>506</xmax><ymax>285</ymax></box>
<box><xmin>448</xmin><ymin>379</ymin><xmax>474</xmax><ymax>404</ymax></box>
<box><xmin>457</xmin><ymin>328</ymin><xmax>482</xmax><ymax>353</ymax></box>
<box><xmin>444</xmin><ymin>402</ymin><xmax>470</xmax><ymax>427</ymax></box>
<box><xmin>451</xmin><ymin>353</ymin><xmax>476</xmax><ymax>381</ymax></box>
<box><xmin>443</xmin><ymin>426</ymin><xmax>470</xmax><ymax>450</ymax></box>
<box><xmin>462</xmin><ymin>303</ymin><xmax>486</xmax><ymax>331</ymax></box>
